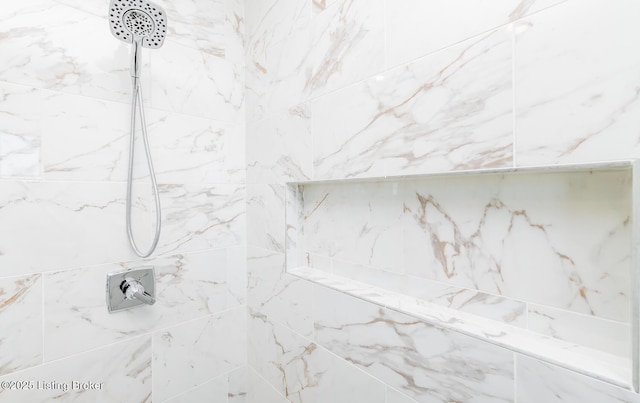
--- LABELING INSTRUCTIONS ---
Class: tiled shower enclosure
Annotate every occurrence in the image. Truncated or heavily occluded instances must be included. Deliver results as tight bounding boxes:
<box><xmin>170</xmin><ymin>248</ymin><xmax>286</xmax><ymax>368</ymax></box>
<box><xmin>0</xmin><ymin>0</ymin><xmax>639</xmax><ymax>402</ymax></box>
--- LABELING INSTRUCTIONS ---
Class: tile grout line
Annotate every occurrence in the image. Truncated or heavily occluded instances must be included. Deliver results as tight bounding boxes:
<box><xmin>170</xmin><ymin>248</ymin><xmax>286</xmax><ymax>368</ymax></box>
<box><xmin>248</xmin><ymin>366</ymin><xmax>290</xmax><ymax>402</ymax></box>
<box><xmin>158</xmin><ymin>364</ymin><xmax>245</xmax><ymax>403</ymax></box>
<box><xmin>0</xmin><ymin>333</ymin><xmax>152</xmax><ymax>379</ymax></box>
<box><xmin>5</xmin><ymin>306</ymin><xmax>247</xmax><ymax>380</ymax></box>
<box><xmin>0</xmin><ymin>245</ymin><xmax>244</xmax><ymax>280</ymax></box>
<box><xmin>260</xmin><ymin>305</ymin><xmax>396</xmax><ymax>397</ymax></box>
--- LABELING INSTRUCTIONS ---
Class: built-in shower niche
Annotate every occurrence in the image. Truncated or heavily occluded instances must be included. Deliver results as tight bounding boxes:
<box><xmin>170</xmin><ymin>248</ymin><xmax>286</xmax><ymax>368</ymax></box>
<box><xmin>285</xmin><ymin>161</ymin><xmax>638</xmax><ymax>391</ymax></box>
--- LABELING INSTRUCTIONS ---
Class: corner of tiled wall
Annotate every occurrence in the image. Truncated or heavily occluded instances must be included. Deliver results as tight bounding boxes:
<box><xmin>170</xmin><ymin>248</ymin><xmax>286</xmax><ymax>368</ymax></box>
<box><xmin>0</xmin><ymin>0</ymin><xmax>247</xmax><ymax>402</ymax></box>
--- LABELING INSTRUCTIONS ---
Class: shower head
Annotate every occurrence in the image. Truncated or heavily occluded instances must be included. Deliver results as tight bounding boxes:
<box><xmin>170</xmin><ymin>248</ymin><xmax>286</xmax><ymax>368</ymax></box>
<box><xmin>109</xmin><ymin>0</ymin><xmax>167</xmax><ymax>49</ymax></box>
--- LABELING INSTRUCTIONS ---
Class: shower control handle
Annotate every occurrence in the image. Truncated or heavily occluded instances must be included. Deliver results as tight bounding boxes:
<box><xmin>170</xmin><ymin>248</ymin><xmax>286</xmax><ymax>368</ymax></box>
<box><xmin>120</xmin><ymin>277</ymin><xmax>156</xmax><ymax>305</ymax></box>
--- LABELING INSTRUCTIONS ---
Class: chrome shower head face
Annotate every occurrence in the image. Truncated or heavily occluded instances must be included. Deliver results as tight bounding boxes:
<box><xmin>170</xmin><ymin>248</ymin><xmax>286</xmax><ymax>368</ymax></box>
<box><xmin>109</xmin><ymin>0</ymin><xmax>166</xmax><ymax>49</ymax></box>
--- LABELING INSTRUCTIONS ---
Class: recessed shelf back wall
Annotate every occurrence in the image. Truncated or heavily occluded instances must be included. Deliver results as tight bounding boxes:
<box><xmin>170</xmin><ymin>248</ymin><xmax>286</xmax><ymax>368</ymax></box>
<box><xmin>285</xmin><ymin>161</ymin><xmax>639</xmax><ymax>391</ymax></box>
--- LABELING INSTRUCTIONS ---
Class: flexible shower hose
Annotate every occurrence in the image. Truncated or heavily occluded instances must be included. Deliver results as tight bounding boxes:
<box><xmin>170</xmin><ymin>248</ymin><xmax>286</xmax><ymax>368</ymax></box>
<box><xmin>126</xmin><ymin>75</ymin><xmax>161</xmax><ymax>258</ymax></box>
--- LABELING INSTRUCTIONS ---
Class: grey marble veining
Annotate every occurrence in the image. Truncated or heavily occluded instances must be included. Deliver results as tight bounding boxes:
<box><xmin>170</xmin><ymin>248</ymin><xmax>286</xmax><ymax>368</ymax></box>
<box><xmin>0</xmin><ymin>181</ymin><xmax>132</xmax><ymax>276</ymax></box>
<box><xmin>157</xmin><ymin>184</ymin><xmax>246</xmax><ymax>255</ymax></box>
<box><xmin>0</xmin><ymin>82</ymin><xmax>41</xmax><ymax>179</ymax></box>
<box><xmin>311</xmin><ymin>28</ymin><xmax>513</xmax><ymax>180</ymax></box>
<box><xmin>292</xmin><ymin>267</ymin><xmax>631</xmax><ymax>390</ymax></box>
<box><xmin>44</xmin><ymin>250</ymin><xmax>231</xmax><ymax>361</ymax></box>
<box><xmin>1</xmin><ymin>0</ymin><xmax>248</xmax><ymax>400</ymax></box>
<box><xmin>0</xmin><ymin>336</ymin><xmax>151</xmax><ymax>403</ymax></box>
<box><xmin>403</xmin><ymin>170</ymin><xmax>631</xmax><ymax>322</ymax></box>
<box><xmin>515</xmin><ymin>0</ymin><xmax>640</xmax><ymax>165</ymax></box>
<box><xmin>153</xmin><ymin>306</ymin><xmax>247</xmax><ymax>402</ymax></box>
<box><xmin>314</xmin><ymin>285</ymin><xmax>515</xmax><ymax>402</ymax></box>
<box><xmin>248</xmin><ymin>247</ymin><xmax>313</xmax><ymax>337</ymax></box>
<box><xmin>158</xmin><ymin>0</ymin><xmax>245</xmax><ymax>66</ymax></box>
<box><xmin>247</xmin><ymin>184</ymin><xmax>286</xmax><ymax>252</ymax></box>
<box><xmin>249</xmin><ymin>308</ymin><xmax>386</xmax><ymax>403</ymax></box>
<box><xmin>0</xmin><ymin>2</ymin><xmax>150</xmax><ymax>103</ymax></box>
<box><xmin>247</xmin><ymin>105</ymin><xmax>312</xmax><ymax>183</ymax></box>
<box><xmin>0</xmin><ymin>274</ymin><xmax>42</xmax><ymax>376</ymax></box>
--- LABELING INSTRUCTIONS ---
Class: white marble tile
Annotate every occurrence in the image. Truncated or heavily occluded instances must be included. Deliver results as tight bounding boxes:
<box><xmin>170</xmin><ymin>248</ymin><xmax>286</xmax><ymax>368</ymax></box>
<box><xmin>303</xmin><ymin>253</ymin><xmax>333</xmax><ymax>274</ymax></box>
<box><xmin>156</xmin><ymin>0</ymin><xmax>245</xmax><ymax>66</ymax></box>
<box><xmin>0</xmin><ymin>181</ymin><xmax>134</xmax><ymax>276</ymax></box>
<box><xmin>284</xmin><ymin>183</ymin><xmax>305</xmax><ymax>270</ymax></box>
<box><xmin>247</xmin><ymin>367</ymin><xmax>289</xmax><ymax>403</ymax></box>
<box><xmin>293</xmin><ymin>267</ymin><xmax>630</xmax><ymax>389</ymax></box>
<box><xmin>0</xmin><ymin>2</ymin><xmax>150</xmax><ymax>103</ymax></box>
<box><xmin>51</xmin><ymin>0</ymin><xmax>111</xmax><ymax>16</ymax></box>
<box><xmin>312</xmin><ymin>0</ymin><xmax>342</xmax><ymax>14</ymax></box>
<box><xmin>245</xmin><ymin>42</ymin><xmax>269</xmax><ymax>122</ymax></box>
<box><xmin>301</xmin><ymin>181</ymin><xmax>403</xmax><ymax>272</ymax></box>
<box><xmin>42</xmin><ymin>92</ymin><xmax>245</xmax><ymax>184</ymax></box>
<box><xmin>150</xmin><ymin>40</ymin><xmax>244</xmax><ymax>123</ymax></box>
<box><xmin>247</xmin><ymin>184</ymin><xmax>285</xmax><ymax>252</ymax></box>
<box><xmin>313</xmin><ymin>285</ymin><xmax>515</xmax><ymax>402</ymax></box>
<box><xmin>403</xmin><ymin>169</ymin><xmax>631</xmax><ymax>322</ymax></box>
<box><xmin>153</xmin><ymin>306</ymin><xmax>247</xmax><ymax>402</ymax></box>
<box><xmin>515</xmin><ymin>0</ymin><xmax>640</xmax><ymax>165</ymax></box>
<box><xmin>247</xmin><ymin>247</ymin><xmax>313</xmax><ymax>337</ymax></box>
<box><xmin>164</xmin><ymin>366</ymin><xmax>247</xmax><ymax>403</ymax></box>
<box><xmin>246</xmin><ymin>104</ymin><xmax>312</xmax><ymax>184</ymax></box>
<box><xmin>385</xmin><ymin>0</ymin><xmax>565</xmax><ymax>67</ymax></box>
<box><xmin>329</xmin><ymin>260</ymin><xmax>526</xmax><ymax>326</ymax></box>
<box><xmin>527</xmin><ymin>304</ymin><xmax>630</xmax><ymax>358</ymax></box>
<box><xmin>311</xmin><ymin>28</ymin><xmax>513</xmax><ymax>180</ymax></box>
<box><xmin>386</xmin><ymin>387</ymin><xmax>418</xmax><ymax>403</ymax></box>
<box><xmin>164</xmin><ymin>375</ymin><xmax>228</xmax><ymax>403</ymax></box>
<box><xmin>407</xmin><ymin>278</ymin><xmax>527</xmax><ymax>327</ymax></box>
<box><xmin>148</xmin><ymin>110</ymin><xmax>246</xmax><ymax>185</ymax></box>
<box><xmin>244</xmin><ymin>0</ymin><xmax>312</xmax><ymax>61</ymax></box>
<box><xmin>157</xmin><ymin>184</ymin><xmax>245</xmax><ymax>256</ymax></box>
<box><xmin>0</xmin><ymin>336</ymin><xmax>151</xmax><ymax>403</ymax></box>
<box><xmin>248</xmin><ymin>309</ymin><xmax>385</xmax><ymax>403</ymax></box>
<box><xmin>305</xmin><ymin>0</ymin><xmax>385</xmax><ymax>97</ymax></box>
<box><xmin>516</xmin><ymin>355</ymin><xmax>640</xmax><ymax>403</ymax></box>
<box><xmin>0</xmin><ymin>181</ymin><xmax>241</xmax><ymax>277</ymax></box>
<box><xmin>228</xmin><ymin>366</ymin><xmax>248</xmax><ymax>403</ymax></box>
<box><xmin>44</xmin><ymin>250</ymin><xmax>229</xmax><ymax>361</ymax></box>
<box><xmin>266</xmin><ymin>0</ymin><xmax>386</xmax><ymax>112</ymax></box>
<box><xmin>0</xmin><ymin>274</ymin><xmax>42</xmax><ymax>376</ymax></box>
<box><xmin>244</xmin><ymin>0</ymin><xmax>284</xmax><ymax>123</ymax></box>
<box><xmin>41</xmin><ymin>90</ymin><xmax>129</xmax><ymax>182</ymax></box>
<box><xmin>0</xmin><ymin>81</ymin><xmax>41</xmax><ymax>178</ymax></box>
<box><xmin>264</xmin><ymin>28</ymin><xmax>313</xmax><ymax>114</ymax></box>
<box><xmin>227</xmin><ymin>246</ymin><xmax>247</xmax><ymax>308</ymax></box>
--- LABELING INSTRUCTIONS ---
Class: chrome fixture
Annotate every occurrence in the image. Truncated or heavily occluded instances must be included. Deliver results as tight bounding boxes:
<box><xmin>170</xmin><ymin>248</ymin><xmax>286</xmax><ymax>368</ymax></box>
<box><xmin>107</xmin><ymin>267</ymin><xmax>156</xmax><ymax>313</ymax></box>
<box><xmin>109</xmin><ymin>0</ymin><xmax>167</xmax><ymax>257</ymax></box>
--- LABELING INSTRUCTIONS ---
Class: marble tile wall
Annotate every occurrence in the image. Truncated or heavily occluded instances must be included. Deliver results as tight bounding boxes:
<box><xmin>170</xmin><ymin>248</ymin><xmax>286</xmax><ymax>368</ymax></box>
<box><xmin>246</xmin><ymin>0</ymin><xmax>640</xmax><ymax>401</ymax></box>
<box><xmin>291</xmin><ymin>168</ymin><xmax>632</xmax><ymax>354</ymax></box>
<box><xmin>0</xmin><ymin>0</ymin><xmax>247</xmax><ymax>402</ymax></box>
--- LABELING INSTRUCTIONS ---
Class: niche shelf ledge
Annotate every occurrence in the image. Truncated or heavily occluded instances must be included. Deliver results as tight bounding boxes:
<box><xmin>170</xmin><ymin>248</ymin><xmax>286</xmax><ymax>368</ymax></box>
<box><xmin>285</xmin><ymin>160</ymin><xmax>639</xmax><ymax>392</ymax></box>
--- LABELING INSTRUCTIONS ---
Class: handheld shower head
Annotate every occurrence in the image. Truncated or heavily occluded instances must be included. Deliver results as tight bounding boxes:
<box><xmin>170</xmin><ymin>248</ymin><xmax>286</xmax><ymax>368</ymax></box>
<box><xmin>109</xmin><ymin>0</ymin><xmax>167</xmax><ymax>49</ymax></box>
<box><xmin>109</xmin><ymin>0</ymin><xmax>165</xmax><ymax>258</ymax></box>
<box><xmin>109</xmin><ymin>0</ymin><xmax>167</xmax><ymax>78</ymax></box>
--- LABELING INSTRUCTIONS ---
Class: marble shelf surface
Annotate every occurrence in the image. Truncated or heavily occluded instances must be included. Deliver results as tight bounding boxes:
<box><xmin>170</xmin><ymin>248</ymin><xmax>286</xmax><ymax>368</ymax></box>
<box><xmin>289</xmin><ymin>266</ymin><xmax>631</xmax><ymax>390</ymax></box>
